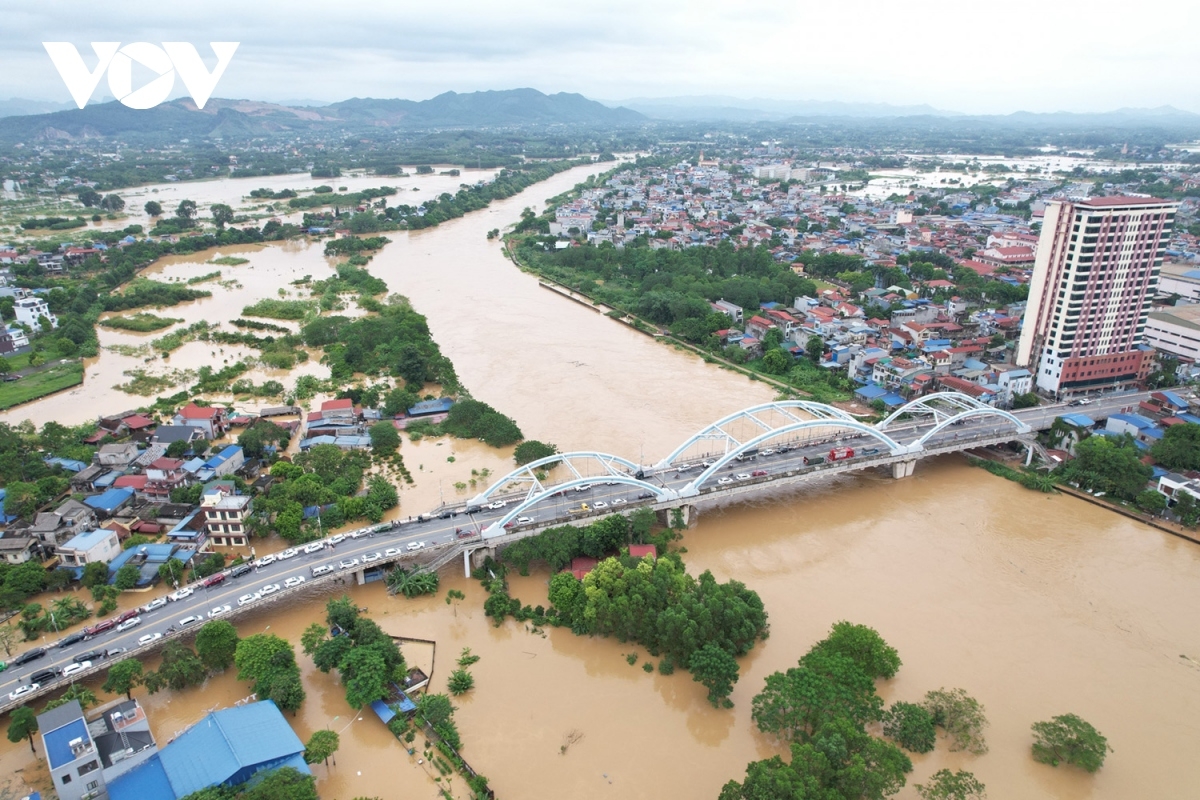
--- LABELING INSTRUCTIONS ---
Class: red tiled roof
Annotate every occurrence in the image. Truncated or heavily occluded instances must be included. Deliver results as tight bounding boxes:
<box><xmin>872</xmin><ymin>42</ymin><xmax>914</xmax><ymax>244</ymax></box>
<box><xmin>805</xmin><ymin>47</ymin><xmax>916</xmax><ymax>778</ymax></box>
<box><xmin>628</xmin><ymin>544</ymin><xmax>657</xmax><ymax>560</ymax></box>
<box><xmin>114</xmin><ymin>475</ymin><xmax>148</xmax><ymax>490</ymax></box>
<box><xmin>321</xmin><ymin>398</ymin><xmax>354</xmax><ymax>411</ymax></box>
<box><xmin>122</xmin><ymin>414</ymin><xmax>155</xmax><ymax>430</ymax></box>
<box><xmin>150</xmin><ymin>457</ymin><xmax>184</xmax><ymax>470</ymax></box>
<box><xmin>178</xmin><ymin>402</ymin><xmax>219</xmax><ymax>420</ymax></box>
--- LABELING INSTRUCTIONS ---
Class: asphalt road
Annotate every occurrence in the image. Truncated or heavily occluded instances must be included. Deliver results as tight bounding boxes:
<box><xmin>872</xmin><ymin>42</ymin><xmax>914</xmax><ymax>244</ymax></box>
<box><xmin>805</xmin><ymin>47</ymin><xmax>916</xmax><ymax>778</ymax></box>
<box><xmin>1</xmin><ymin>392</ymin><xmax>1151</xmax><ymax>701</ymax></box>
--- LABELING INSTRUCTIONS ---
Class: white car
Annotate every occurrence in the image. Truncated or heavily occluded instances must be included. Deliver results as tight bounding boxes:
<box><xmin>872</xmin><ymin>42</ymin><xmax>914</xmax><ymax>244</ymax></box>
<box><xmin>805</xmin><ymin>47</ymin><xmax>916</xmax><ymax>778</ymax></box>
<box><xmin>178</xmin><ymin>615</ymin><xmax>202</xmax><ymax>627</ymax></box>
<box><xmin>277</xmin><ymin>548</ymin><xmax>298</xmax><ymax>560</ymax></box>
<box><xmin>136</xmin><ymin>633</ymin><xmax>162</xmax><ymax>647</ymax></box>
<box><xmin>284</xmin><ymin>576</ymin><xmax>305</xmax><ymax>589</ymax></box>
<box><xmin>361</xmin><ymin>552</ymin><xmax>381</xmax><ymax>563</ymax></box>
<box><xmin>254</xmin><ymin>554</ymin><xmax>276</xmax><ymax>568</ymax></box>
<box><xmin>116</xmin><ymin>617</ymin><xmax>142</xmax><ymax>633</ymax></box>
<box><xmin>718</xmin><ymin>477</ymin><xmax>735</xmax><ymax>485</ymax></box>
<box><xmin>515</xmin><ymin>516</ymin><xmax>535</xmax><ymax>524</ymax></box>
<box><xmin>612</xmin><ymin>498</ymin><xmax>627</xmax><ymax>506</ymax></box>
<box><xmin>141</xmin><ymin>597</ymin><xmax>168</xmax><ymax>613</ymax></box>
<box><xmin>258</xmin><ymin>583</ymin><xmax>281</xmax><ymax>597</ymax></box>
<box><xmin>759</xmin><ymin>448</ymin><xmax>776</xmax><ymax>456</ymax></box>
<box><xmin>406</xmin><ymin>541</ymin><xmax>426</xmax><ymax>551</ymax></box>
<box><xmin>735</xmin><ymin>473</ymin><xmax>752</xmax><ymax>481</ymax></box>
<box><xmin>384</xmin><ymin>548</ymin><xmax>401</xmax><ymax>557</ymax></box>
<box><xmin>573</xmin><ymin>484</ymin><xmax>592</xmax><ymax>492</ymax></box>
<box><xmin>349</xmin><ymin>529</ymin><xmax>370</xmax><ymax>539</ymax></box>
<box><xmin>207</xmin><ymin>605</ymin><xmax>232</xmax><ymax>618</ymax></box>
<box><xmin>329</xmin><ymin>534</ymin><xmax>346</xmax><ymax>545</ymax></box>
<box><xmin>486</xmin><ymin>500</ymin><xmax>506</xmax><ymax>510</ymax></box>
<box><xmin>338</xmin><ymin>559</ymin><xmax>360</xmax><ymax>570</ymax></box>
<box><xmin>168</xmin><ymin>587</ymin><xmax>194</xmax><ymax>602</ymax></box>
<box><xmin>592</xmin><ymin>501</ymin><xmax>609</xmax><ymax>509</ymax></box>
<box><xmin>8</xmin><ymin>684</ymin><xmax>39</xmax><ymax>701</ymax></box>
<box><xmin>302</xmin><ymin>542</ymin><xmax>325</xmax><ymax>554</ymax></box>
<box><xmin>237</xmin><ymin>593</ymin><xmax>260</xmax><ymax>607</ymax></box>
<box><xmin>605</xmin><ymin>480</ymin><xmax>619</xmax><ymax>486</ymax></box>
<box><xmin>63</xmin><ymin>661</ymin><xmax>92</xmax><ymax>677</ymax></box>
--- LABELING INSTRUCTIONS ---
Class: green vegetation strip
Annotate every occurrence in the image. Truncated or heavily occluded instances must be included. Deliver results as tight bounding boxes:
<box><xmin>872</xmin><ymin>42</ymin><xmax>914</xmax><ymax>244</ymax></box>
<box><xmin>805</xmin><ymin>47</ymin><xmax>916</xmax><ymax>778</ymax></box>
<box><xmin>99</xmin><ymin>312</ymin><xmax>183</xmax><ymax>332</ymax></box>
<box><xmin>0</xmin><ymin>361</ymin><xmax>84</xmax><ymax>410</ymax></box>
<box><xmin>209</xmin><ymin>256</ymin><xmax>249</xmax><ymax>266</ymax></box>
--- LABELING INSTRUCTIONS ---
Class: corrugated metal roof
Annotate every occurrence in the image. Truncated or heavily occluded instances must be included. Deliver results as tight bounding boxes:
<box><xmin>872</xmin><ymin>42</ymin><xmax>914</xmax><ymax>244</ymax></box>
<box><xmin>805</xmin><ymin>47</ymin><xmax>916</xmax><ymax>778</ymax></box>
<box><xmin>43</xmin><ymin>717</ymin><xmax>89</xmax><ymax>770</ymax></box>
<box><xmin>108</xmin><ymin>753</ymin><xmax>175</xmax><ymax>800</ymax></box>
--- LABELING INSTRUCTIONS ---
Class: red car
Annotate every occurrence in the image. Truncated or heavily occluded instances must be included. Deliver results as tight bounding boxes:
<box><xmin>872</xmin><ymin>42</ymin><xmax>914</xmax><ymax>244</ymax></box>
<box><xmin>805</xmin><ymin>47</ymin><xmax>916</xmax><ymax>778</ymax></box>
<box><xmin>86</xmin><ymin>619</ymin><xmax>117</xmax><ymax>636</ymax></box>
<box><xmin>751</xmin><ymin>469</ymin><xmax>768</xmax><ymax>477</ymax></box>
<box><xmin>202</xmin><ymin>573</ymin><xmax>226</xmax><ymax>588</ymax></box>
<box><xmin>116</xmin><ymin>609</ymin><xmax>140</xmax><ymax>624</ymax></box>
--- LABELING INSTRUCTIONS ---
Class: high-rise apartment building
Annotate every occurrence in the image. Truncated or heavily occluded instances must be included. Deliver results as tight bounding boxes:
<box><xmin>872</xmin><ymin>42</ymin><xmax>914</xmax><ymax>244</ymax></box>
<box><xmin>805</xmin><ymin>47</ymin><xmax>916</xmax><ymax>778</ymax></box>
<box><xmin>1016</xmin><ymin>196</ymin><xmax>1177</xmax><ymax>396</ymax></box>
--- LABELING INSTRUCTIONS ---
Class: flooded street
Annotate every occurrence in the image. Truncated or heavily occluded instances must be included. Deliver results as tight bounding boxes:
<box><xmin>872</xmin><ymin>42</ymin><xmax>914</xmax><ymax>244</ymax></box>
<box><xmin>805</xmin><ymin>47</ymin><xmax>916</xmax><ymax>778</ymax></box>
<box><xmin>0</xmin><ymin>164</ymin><xmax>1197</xmax><ymax>799</ymax></box>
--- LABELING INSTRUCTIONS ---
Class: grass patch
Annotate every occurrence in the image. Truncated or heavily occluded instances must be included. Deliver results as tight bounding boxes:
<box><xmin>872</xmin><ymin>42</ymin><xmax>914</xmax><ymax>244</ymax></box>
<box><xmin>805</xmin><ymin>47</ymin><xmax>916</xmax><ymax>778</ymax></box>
<box><xmin>209</xmin><ymin>256</ymin><xmax>249</xmax><ymax>266</ymax></box>
<box><xmin>242</xmin><ymin>298</ymin><xmax>315</xmax><ymax>320</ymax></box>
<box><xmin>115</xmin><ymin>368</ymin><xmax>190</xmax><ymax>396</ymax></box>
<box><xmin>100</xmin><ymin>313</ymin><xmax>183</xmax><ymax>332</ymax></box>
<box><xmin>151</xmin><ymin>320</ymin><xmax>211</xmax><ymax>354</ymax></box>
<box><xmin>187</xmin><ymin>271</ymin><xmax>222</xmax><ymax>285</ymax></box>
<box><xmin>0</xmin><ymin>361</ymin><xmax>83</xmax><ymax>409</ymax></box>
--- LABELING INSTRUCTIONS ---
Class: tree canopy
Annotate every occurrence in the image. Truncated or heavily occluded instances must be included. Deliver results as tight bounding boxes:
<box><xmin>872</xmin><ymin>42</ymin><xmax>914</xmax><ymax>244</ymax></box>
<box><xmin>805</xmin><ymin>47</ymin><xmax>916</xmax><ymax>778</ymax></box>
<box><xmin>1030</xmin><ymin>713</ymin><xmax>1111</xmax><ymax>773</ymax></box>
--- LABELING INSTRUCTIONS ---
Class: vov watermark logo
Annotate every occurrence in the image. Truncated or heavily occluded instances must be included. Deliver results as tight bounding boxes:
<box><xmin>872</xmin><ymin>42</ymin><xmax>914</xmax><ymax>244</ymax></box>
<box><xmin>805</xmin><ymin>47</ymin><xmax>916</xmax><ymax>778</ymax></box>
<box><xmin>43</xmin><ymin>42</ymin><xmax>239</xmax><ymax>110</ymax></box>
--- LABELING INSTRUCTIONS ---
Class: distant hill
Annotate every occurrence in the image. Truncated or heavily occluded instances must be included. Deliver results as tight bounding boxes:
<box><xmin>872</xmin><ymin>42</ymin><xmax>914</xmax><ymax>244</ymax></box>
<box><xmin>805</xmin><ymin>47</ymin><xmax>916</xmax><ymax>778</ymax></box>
<box><xmin>612</xmin><ymin>95</ymin><xmax>957</xmax><ymax>121</ymax></box>
<box><xmin>0</xmin><ymin>88</ymin><xmax>644</xmax><ymax>142</ymax></box>
<box><xmin>0</xmin><ymin>98</ymin><xmax>75</xmax><ymax>119</ymax></box>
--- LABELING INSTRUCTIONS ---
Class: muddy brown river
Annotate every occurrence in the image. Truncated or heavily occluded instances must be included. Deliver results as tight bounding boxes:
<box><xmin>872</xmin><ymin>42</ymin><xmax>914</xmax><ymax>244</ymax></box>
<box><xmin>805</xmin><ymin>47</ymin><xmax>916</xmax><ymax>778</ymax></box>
<box><xmin>1</xmin><ymin>165</ymin><xmax>1197</xmax><ymax>799</ymax></box>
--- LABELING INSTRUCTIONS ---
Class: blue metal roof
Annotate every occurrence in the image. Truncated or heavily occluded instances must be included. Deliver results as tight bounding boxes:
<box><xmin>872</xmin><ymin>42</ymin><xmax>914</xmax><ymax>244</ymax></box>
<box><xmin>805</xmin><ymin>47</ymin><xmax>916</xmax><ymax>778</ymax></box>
<box><xmin>43</xmin><ymin>717</ymin><xmax>89</xmax><ymax>770</ymax></box>
<box><xmin>84</xmin><ymin>487</ymin><xmax>133</xmax><ymax>513</ymax></box>
<box><xmin>407</xmin><ymin>398</ymin><xmax>454</xmax><ymax>416</ymax></box>
<box><xmin>1157</xmin><ymin>390</ymin><xmax>1187</xmax><ymax>408</ymax></box>
<box><xmin>44</xmin><ymin>457</ymin><xmax>87</xmax><ymax>473</ymax></box>
<box><xmin>156</xmin><ymin>702</ymin><xmax>307</xmax><ymax>797</ymax></box>
<box><xmin>1109</xmin><ymin>413</ymin><xmax>1155</xmax><ymax>430</ymax></box>
<box><xmin>203</xmin><ymin>445</ymin><xmax>242</xmax><ymax>469</ymax></box>
<box><xmin>1057</xmin><ymin>413</ymin><xmax>1095</xmax><ymax>428</ymax></box>
<box><xmin>109</xmin><ymin>754</ymin><xmax>175</xmax><ymax>800</ymax></box>
<box><xmin>370</xmin><ymin>699</ymin><xmax>396</xmax><ymax>724</ymax></box>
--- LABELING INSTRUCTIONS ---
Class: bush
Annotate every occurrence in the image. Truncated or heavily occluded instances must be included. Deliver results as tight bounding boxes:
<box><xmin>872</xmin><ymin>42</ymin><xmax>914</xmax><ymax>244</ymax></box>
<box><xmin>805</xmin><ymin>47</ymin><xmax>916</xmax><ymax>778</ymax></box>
<box><xmin>1031</xmin><ymin>713</ymin><xmax>1111</xmax><ymax>773</ymax></box>
<box><xmin>883</xmin><ymin>701</ymin><xmax>937</xmax><ymax>753</ymax></box>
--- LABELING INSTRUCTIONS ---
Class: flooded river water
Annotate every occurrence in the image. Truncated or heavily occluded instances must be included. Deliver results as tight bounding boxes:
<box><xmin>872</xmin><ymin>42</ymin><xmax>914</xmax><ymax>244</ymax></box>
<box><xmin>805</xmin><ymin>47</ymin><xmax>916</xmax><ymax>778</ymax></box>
<box><xmin>0</xmin><ymin>165</ymin><xmax>1197</xmax><ymax>799</ymax></box>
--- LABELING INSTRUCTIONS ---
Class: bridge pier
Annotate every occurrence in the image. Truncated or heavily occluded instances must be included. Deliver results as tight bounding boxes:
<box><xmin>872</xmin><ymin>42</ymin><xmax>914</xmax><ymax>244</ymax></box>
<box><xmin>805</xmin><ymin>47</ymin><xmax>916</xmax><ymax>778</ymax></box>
<box><xmin>355</xmin><ymin>568</ymin><xmax>366</xmax><ymax>586</ymax></box>
<box><xmin>657</xmin><ymin>504</ymin><xmax>697</xmax><ymax>530</ymax></box>
<box><xmin>891</xmin><ymin>460</ymin><xmax>916</xmax><ymax>479</ymax></box>
<box><xmin>465</xmin><ymin>546</ymin><xmax>494</xmax><ymax>576</ymax></box>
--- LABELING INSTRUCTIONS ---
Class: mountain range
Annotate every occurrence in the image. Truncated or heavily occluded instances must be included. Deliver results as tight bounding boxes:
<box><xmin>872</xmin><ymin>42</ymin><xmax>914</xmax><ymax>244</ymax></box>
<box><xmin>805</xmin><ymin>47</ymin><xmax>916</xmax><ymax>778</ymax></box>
<box><xmin>0</xmin><ymin>87</ymin><xmax>1197</xmax><ymax>143</ymax></box>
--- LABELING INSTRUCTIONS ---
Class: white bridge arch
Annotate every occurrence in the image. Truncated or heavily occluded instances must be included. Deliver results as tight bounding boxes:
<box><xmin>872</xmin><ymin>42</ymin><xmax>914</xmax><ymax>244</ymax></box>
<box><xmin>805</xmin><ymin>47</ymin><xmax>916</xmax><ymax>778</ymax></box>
<box><xmin>680</xmin><ymin>419</ymin><xmax>909</xmax><ymax>497</ymax></box>
<box><xmin>657</xmin><ymin>400</ymin><xmax>858</xmax><ymax>468</ymax></box>
<box><xmin>469</xmin><ymin>451</ymin><xmax>644</xmax><ymax>507</ymax></box>
<box><xmin>912</xmin><ymin>407</ymin><xmax>1030</xmax><ymax>448</ymax></box>
<box><xmin>482</xmin><ymin>476</ymin><xmax>676</xmax><ymax>538</ymax></box>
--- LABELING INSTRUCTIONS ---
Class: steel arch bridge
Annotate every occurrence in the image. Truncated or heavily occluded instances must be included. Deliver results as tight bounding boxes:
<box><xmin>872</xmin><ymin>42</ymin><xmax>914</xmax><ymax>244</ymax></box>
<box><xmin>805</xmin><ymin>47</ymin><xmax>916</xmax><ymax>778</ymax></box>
<box><xmin>679</xmin><ymin>419</ymin><xmax>909</xmax><ymax>497</ymax></box>
<box><xmin>656</xmin><ymin>400</ymin><xmax>859</xmax><ymax>468</ymax></box>
<box><xmin>482</xmin><ymin>476</ymin><xmax>677</xmax><ymax>537</ymax></box>
<box><xmin>877</xmin><ymin>392</ymin><xmax>1020</xmax><ymax>431</ymax></box>
<box><xmin>469</xmin><ymin>451</ymin><xmax>646</xmax><ymax>508</ymax></box>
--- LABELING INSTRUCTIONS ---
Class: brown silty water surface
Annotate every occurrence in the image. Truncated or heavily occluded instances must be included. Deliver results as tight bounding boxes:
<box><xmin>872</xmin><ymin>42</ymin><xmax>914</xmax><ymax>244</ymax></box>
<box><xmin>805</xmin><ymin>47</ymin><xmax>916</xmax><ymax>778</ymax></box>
<box><xmin>0</xmin><ymin>164</ymin><xmax>1196</xmax><ymax>798</ymax></box>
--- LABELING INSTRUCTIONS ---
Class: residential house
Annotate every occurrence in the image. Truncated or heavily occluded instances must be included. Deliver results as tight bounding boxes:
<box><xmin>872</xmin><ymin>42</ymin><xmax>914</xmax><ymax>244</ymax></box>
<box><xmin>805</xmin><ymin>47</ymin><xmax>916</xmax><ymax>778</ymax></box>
<box><xmin>745</xmin><ymin>315</ymin><xmax>774</xmax><ymax>340</ymax></box>
<box><xmin>145</xmin><ymin>457</ymin><xmax>189</xmax><ymax>499</ymax></box>
<box><xmin>172</xmin><ymin>403</ymin><xmax>229</xmax><ymax>440</ymax></box>
<box><xmin>935</xmin><ymin>375</ymin><xmax>997</xmax><ymax>404</ymax></box>
<box><xmin>711</xmin><ymin>299</ymin><xmax>744</xmax><ymax>323</ymax></box>
<box><xmin>96</xmin><ymin>443</ymin><xmax>139</xmax><ymax>468</ymax></box>
<box><xmin>83</xmin><ymin>488</ymin><xmax>134</xmax><ymax>518</ymax></box>
<box><xmin>57</xmin><ymin>527</ymin><xmax>122</xmax><ymax>568</ymax></box>
<box><xmin>0</xmin><ymin>536</ymin><xmax>37</xmax><ymax>564</ymax></box>
<box><xmin>151</xmin><ymin>425</ymin><xmax>205</xmax><ymax>447</ymax></box>
<box><xmin>39</xmin><ymin>699</ymin><xmax>158</xmax><ymax>800</ymax></box>
<box><xmin>319</xmin><ymin>398</ymin><xmax>355</xmax><ymax>420</ymax></box>
<box><xmin>201</xmin><ymin>486</ymin><xmax>251</xmax><ymax>547</ymax></box>
<box><xmin>1158</xmin><ymin>473</ymin><xmax>1200</xmax><ymax>506</ymax></box>
<box><xmin>194</xmin><ymin>445</ymin><xmax>245</xmax><ymax>483</ymax></box>
<box><xmin>25</xmin><ymin>499</ymin><xmax>97</xmax><ymax>546</ymax></box>
<box><xmin>13</xmin><ymin>295</ymin><xmax>57</xmax><ymax>331</ymax></box>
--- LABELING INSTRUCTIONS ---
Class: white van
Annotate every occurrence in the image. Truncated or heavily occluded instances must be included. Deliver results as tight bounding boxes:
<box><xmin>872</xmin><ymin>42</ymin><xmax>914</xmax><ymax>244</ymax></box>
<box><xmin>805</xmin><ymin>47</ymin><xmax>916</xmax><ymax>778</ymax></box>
<box><xmin>311</xmin><ymin>565</ymin><xmax>334</xmax><ymax>577</ymax></box>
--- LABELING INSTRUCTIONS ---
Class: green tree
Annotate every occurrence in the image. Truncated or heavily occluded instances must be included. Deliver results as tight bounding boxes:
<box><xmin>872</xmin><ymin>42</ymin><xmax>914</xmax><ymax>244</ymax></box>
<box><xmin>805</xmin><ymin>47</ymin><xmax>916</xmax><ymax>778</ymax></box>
<box><xmin>811</xmin><ymin>621</ymin><xmax>901</xmax><ymax>679</ymax></box>
<box><xmin>368</xmin><ymin>420</ymin><xmax>399</xmax><ymax>455</ymax></box>
<box><xmin>915</xmin><ymin>769</ymin><xmax>987</xmax><ymax>800</ymax></box>
<box><xmin>752</xmin><ymin>650</ymin><xmax>884</xmax><ymax>743</ymax></box>
<box><xmin>1030</xmin><ymin>713</ymin><xmax>1111</xmax><ymax>773</ymax></box>
<box><xmin>81</xmin><ymin>560</ymin><xmax>110</xmax><ymax>589</ymax></box>
<box><xmin>210</xmin><ymin>203</ymin><xmax>234</xmax><ymax>230</ymax></box>
<box><xmin>235</xmin><ymin>633</ymin><xmax>292</xmax><ymax>683</ymax></box>
<box><xmin>78</xmin><ymin>188</ymin><xmax>102</xmax><ymax>207</ymax></box>
<box><xmin>7</xmin><ymin>706</ymin><xmax>38</xmax><ymax>753</ymax></box>
<box><xmin>0</xmin><ymin>624</ymin><xmax>18</xmax><ymax>656</ymax></box>
<box><xmin>0</xmin><ymin>356</ymin><xmax>10</xmax><ymax>376</ymax></box>
<box><xmin>101</xmin><ymin>194</ymin><xmax>125</xmax><ymax>212</ymax></box>
<box><xmin>447</xmin><ymin>668</ymin><xmax>475</xmax><ymax>695</ymax></box>
<box><xmin>806</xmin><ymin>335</ymin><xmax>825</xmax><ymax>363</ymax></box>
<box><xmin>45</xmin><ymin>683</ymin><xmax>98</xmax><ymax>712</ymax></box>
<box><xmin>300</xmin><ymin>622</ymin><xmax>328</xmax><ymax>656</ymax></box>
<box><xmin>103</xmin><ymin>658</ymin><xmax>144</xmax><ymax>700</ymax></box>
<box><xmin>196</xmin><ymin>620</ymin><xmax>240</xmax><ymax>671</ymax></box>
<box><xmin>1135</xmin><ymin>489</ymin><xmax>1167</xmax><ymax>515</ymax></box>
<box><xmin>1150</xmin><ymin>423</ymin><xmax>1200</xmax><ymax>471</ymax></box>
<box><xmin>144</xmin><ymin>200</ymin><xmax>163</xmax><ymax>216</ymax></box>
<box><xmin>761</xmin><ymin>349</ymin><xmax>791</xmax><ymax>375</ymax></box>
<box><xmin>144</xmin><ymin>641</ymin><xmax>208</xmax><ymax>692</ymax></box>
<box><xmin>689</xmin><ymin>643</ymin><xmax>739</xmax><ymax>708</ymax></box>
<box><xmin>114</xmin><ymin>563</ymin><xmax>141</xmax><ymax>591</ymax></box>
<box><xmin>176</xmin><ymin>199</ymin><xmax>198</xmax><ymax>221</ymax></box>
<box><xmin>158</xmin><ymin>557</ymin><xmax>186</xmax><ymax>587</ymax></box>
<box><xmin>1174</xmin><ymin>491</ymin><xmax>1200</xmax><ymax>528</ymax></box>
<box><xmin>883</xmin><ymin>701</ymin><xmax>937</xmax><ymax>753</ymax></box>
<box><xmin>444</xmin><ymin>588</ymin><xmax>465</xmax><ymax>616</ymax></box>
<box><xmin>240</xmin><ymin>767</ymin><xmax>319</xmax><ymax>800</ymax></box>
<box><xmin>1064</xmin><ymin>434</ymin><xmax>1152</xmax><ymax>501</ymax></box>
<box><xmin>922</xmin><ymin>688</ymin><xmax>988</xmax><ymax>754</ymax></box>
<box><xmin>304</xmin><ymin>729</ymin><xmax>339</xmax><ymax>768</ymax></box>
<box><xmin>339</xmin><ymin>646</ymin><xmax>388</xmax><ymax>708</ymax></box>
<box><xmin>513</xmin><ymin>439</ymin><xmax>558</xmax><ymax>465</ymax></box>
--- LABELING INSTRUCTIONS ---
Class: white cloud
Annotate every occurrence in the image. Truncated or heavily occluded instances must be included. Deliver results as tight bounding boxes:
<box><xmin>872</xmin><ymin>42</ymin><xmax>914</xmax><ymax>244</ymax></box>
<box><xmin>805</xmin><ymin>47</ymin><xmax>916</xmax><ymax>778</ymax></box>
<box><xmin>1</xmin><ymin>0</ymin><xmax>1196</xmax><ymax>113</ymax></box>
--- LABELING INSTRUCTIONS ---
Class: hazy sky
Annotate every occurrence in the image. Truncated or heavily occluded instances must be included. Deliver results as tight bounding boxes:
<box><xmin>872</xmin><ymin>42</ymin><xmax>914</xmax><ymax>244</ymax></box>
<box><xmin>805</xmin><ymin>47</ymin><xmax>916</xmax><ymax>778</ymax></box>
<box><xmin>3</xmin><ymin>0</ymin><xmax>1198</xmax><ymax>114</ymax></box>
